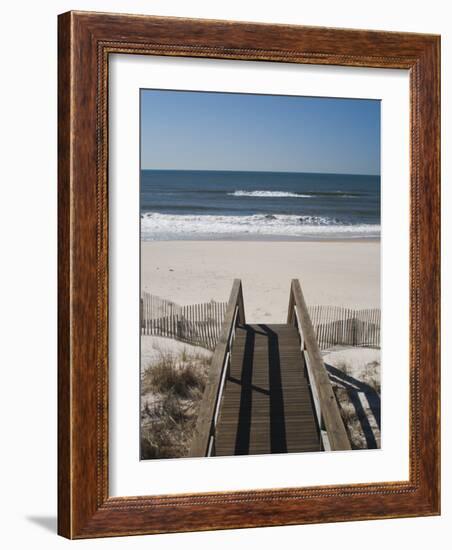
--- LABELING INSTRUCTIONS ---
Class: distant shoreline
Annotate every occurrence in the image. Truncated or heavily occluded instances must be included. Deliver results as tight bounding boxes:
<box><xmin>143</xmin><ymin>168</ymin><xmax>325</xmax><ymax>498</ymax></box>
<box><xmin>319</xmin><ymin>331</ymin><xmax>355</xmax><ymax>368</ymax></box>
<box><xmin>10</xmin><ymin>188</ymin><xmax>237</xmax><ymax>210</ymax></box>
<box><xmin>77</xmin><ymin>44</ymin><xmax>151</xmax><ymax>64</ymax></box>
<box><xmin>140</xmin><ymin>236</ymin><xmax>381</xmax><ymax>243</ymax></box>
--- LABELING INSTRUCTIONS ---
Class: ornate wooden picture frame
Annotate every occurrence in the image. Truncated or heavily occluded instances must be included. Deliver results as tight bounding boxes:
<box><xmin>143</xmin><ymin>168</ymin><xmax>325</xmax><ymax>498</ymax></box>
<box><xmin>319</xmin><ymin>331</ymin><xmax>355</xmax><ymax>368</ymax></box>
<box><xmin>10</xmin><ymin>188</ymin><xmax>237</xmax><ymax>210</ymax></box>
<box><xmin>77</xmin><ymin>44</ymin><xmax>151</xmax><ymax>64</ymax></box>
<box><xmin>58</xmin><ymin>11</ymin><xmax>440</xmax><ymax>538</ymax></box>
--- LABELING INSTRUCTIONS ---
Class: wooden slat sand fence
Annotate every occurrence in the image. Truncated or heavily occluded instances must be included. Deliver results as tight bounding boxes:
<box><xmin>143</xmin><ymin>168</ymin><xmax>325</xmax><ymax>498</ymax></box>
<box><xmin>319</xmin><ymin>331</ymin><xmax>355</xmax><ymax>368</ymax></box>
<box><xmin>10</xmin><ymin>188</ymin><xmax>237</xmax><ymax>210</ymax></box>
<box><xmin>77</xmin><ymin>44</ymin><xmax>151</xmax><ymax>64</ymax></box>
<box><xmin>141</xmin><ymin>292</ymin><xmax>228</xmax><ymax>351</ymax></box>
<box><xmin>308</xmin><ymin>306</ymin><xmax>380</xmax><ymax>350</ymax></box>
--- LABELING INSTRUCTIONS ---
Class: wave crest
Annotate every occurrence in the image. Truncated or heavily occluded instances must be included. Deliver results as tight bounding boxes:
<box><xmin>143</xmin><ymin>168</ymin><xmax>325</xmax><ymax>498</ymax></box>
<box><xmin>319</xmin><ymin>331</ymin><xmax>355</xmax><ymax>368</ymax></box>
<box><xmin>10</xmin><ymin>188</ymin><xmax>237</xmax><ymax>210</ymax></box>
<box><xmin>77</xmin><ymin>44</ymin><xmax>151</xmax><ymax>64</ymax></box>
<box><xmin>229</xmin><ymin>190</ymin><xmax>311</xmax><ymax>198</ymax></box>
<box><xmin>141</xmin><ymin>212</ymin><xmax>380</xmax><ymax>240</ymax></box>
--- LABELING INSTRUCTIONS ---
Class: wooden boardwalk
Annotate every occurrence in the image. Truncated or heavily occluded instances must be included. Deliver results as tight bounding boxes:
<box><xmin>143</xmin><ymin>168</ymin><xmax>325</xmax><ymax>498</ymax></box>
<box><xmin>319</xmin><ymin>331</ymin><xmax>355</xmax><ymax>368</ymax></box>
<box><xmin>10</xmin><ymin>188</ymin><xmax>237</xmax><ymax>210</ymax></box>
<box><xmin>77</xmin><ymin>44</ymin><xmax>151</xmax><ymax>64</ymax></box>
<box><xmin>214</xmin><ymin>324</ymin><xmax>321</xmax><ymax>456</ymax></box>
<box><xmin>189</xmin><ymin>280</ymin><xmax>351</xmax><ymax>458</ymax></box>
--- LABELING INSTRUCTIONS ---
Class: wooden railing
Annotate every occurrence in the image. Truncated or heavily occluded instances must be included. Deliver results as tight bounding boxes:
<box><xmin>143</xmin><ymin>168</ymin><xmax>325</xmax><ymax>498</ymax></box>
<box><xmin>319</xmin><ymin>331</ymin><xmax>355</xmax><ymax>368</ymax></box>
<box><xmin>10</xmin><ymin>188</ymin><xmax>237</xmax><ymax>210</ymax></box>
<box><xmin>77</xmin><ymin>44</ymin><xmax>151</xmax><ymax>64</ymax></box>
<box><xmin>188</xmin><ymin>279</ymin><xmax>245</xmax><ymax>457</ymax></box>
<box><xmin>288</xmin><ymin>279</ymin><xmax>351</xmax><ymax>451</ymax></box>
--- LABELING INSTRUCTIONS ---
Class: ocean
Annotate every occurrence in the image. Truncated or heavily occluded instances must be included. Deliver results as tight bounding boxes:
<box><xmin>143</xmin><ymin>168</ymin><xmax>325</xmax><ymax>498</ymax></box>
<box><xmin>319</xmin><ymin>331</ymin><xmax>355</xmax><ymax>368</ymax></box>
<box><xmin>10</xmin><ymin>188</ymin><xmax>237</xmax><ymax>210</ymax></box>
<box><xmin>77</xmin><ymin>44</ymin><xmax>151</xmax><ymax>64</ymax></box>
<box><xmin>140</xmin><ymin>170</ymin><xmax>380</xmax><ymax>241</ymax></box>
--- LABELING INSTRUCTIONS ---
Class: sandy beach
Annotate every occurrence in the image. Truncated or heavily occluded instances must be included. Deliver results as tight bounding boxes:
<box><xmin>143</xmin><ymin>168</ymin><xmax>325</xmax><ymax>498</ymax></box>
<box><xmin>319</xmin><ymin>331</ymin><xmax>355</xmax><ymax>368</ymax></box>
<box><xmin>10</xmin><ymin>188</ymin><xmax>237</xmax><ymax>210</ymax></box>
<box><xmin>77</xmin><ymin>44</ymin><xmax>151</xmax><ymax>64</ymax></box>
<box><xmin>141</xmin><ymin>240</ymin><xmax>380</xmax><ymax>323</ymax></box>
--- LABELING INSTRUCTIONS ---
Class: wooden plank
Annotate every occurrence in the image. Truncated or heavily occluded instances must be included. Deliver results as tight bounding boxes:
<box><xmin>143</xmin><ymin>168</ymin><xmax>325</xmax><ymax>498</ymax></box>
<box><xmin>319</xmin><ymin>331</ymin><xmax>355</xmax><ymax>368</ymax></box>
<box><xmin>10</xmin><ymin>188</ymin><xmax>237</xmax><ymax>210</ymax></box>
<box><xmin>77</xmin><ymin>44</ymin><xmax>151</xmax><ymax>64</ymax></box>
<box><xmin>201</xmin><ymin>303</ymin><xmax>206</xmax><ymax>347</ymax></box>
<box><xmin>215</xmin><ymin>324</ymin><xmax>320</xmax><ymax>456</ymax></box>
<box><xmin>206</xmin><ymin>303</ymin><xmax>211</xmax><ymax>350</ymax></box>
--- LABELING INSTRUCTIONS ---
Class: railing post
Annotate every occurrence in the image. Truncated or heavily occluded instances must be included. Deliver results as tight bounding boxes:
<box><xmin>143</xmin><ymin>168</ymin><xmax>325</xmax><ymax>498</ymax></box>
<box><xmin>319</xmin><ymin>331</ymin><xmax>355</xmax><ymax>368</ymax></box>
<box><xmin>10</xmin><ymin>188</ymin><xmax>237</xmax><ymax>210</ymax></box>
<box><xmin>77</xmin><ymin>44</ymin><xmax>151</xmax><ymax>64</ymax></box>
<box><xmin>237</xmin><ymin>281</ymin><xmax>246</xmax><ymax>325</ymax></box>
<box><xmin>287</xmin><ymin>280</ymin><xmax>295</xmax><ymax>325</ymax></box>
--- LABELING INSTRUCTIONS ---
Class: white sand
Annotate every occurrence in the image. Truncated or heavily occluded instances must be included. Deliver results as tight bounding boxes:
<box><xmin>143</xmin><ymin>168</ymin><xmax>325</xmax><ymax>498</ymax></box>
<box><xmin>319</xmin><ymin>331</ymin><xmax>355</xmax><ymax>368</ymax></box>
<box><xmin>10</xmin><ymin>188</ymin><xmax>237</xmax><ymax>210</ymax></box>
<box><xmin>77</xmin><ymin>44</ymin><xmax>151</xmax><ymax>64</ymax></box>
<box><xmin>141</xmin><ymin>335</ymin><xmax>212</xmax><ymax>371</ymax></box>
<box><xmin>323</xmin><ymin>347</ymin><xmax>380</xmax><ymax>373</ymax></box>
<box><xmin>141</xmin><ymin>336</ymin><xmax>212</xmax><ymax>412</ymax></box>
<box><xmin>141</xmin><ymin>240</ymin><xmax>380</xmax><ymax>323</ymax></box>
<box><xmin>323</xmin><ymin>347</ymin><xmax>381</xmax><ymax>449</ymax></box>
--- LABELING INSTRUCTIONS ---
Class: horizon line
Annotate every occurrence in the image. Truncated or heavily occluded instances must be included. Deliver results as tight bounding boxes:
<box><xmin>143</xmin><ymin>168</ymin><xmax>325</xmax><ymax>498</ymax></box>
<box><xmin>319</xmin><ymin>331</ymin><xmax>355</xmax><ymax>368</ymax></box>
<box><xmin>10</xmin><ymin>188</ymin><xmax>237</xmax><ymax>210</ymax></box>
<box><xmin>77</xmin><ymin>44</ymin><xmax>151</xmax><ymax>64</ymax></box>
<box><xmin>140</xmin><ymin>168</ymin><xmax>380</xmax><ymax>177</ymax></box>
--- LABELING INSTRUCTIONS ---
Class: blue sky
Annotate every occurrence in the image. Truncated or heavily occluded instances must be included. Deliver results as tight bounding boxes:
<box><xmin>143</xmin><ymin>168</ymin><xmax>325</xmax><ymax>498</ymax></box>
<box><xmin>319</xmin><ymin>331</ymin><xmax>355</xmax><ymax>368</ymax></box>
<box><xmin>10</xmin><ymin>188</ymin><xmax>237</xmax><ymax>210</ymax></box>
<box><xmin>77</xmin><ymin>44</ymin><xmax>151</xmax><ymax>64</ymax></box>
<box><xmin>141</xmin><ymin>90</ymin><xmax>380</xmax><ymax>175</ymax></box>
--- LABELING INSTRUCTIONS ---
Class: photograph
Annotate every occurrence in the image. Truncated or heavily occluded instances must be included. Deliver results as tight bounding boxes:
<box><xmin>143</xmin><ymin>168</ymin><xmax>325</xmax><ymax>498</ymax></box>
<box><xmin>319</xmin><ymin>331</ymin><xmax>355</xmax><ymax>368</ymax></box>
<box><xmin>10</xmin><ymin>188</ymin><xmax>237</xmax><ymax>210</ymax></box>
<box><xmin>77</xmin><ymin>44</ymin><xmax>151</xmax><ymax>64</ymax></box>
<box><xmin>48</xmin><ymin>4</ymin><xmax>441</xmax><ymax>541</ymax></box>
<box><xmin>139</xmin><ymin>89</ymin><xmax>381</xmax><ymax>460</ymax></box>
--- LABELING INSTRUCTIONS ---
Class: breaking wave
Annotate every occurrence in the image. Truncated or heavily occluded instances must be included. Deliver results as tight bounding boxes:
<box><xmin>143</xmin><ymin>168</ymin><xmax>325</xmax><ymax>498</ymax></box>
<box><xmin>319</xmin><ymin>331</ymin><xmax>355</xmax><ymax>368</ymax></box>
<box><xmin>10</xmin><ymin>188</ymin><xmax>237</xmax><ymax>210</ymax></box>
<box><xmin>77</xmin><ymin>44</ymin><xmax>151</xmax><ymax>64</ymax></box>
<box><xmin>228</xmin><ymin>190</ymin><xmax>311</xmax><ymax>198</ymax></box>
<box><xmin>140</xmin><ymin>212</ymin><xmax>380</xmax><ymax>240</ymax></box>
<box><xmin>228</xmin><ymin>190</ymin><xmax>361</xmax><ymax>198</ymax></box>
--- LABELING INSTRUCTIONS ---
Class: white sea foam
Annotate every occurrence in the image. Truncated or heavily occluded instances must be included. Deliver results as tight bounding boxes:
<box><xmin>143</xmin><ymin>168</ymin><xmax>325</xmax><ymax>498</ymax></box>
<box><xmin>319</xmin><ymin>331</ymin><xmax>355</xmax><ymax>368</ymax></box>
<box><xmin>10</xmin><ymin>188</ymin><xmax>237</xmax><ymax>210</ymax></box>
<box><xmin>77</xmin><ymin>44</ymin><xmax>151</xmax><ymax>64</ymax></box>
<box><xmin>140</xmin><ymin>213</ymin><xmax>380</xmax><ymax>240</ymax></box>
<box><xmin>228</xmin><ymin>190</ymin><xmax>311</xmax><ymax>198</ymax></box>
<box><xmin>227</xmin><ymin>190</ymin><xmax>360</xmax><ymax>198</ymax></box>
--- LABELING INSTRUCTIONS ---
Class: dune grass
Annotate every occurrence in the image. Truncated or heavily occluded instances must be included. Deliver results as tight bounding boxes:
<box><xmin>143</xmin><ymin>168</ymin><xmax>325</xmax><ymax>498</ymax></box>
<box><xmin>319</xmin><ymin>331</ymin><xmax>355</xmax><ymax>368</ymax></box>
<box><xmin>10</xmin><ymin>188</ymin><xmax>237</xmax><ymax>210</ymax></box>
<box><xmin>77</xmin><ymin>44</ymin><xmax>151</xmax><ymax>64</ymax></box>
<box><xmin>327</xmin><ymin>355</ymin><xmax>381</xmax><ymax>450</ymax></box>
<box><xmin>140</xmin><ymin>346</ymin><xmax>211</xmax><ymax>459</ymax></box>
